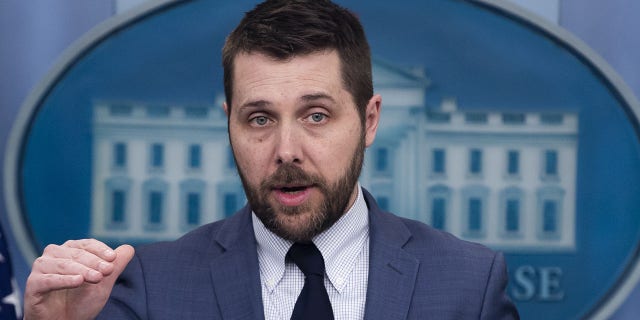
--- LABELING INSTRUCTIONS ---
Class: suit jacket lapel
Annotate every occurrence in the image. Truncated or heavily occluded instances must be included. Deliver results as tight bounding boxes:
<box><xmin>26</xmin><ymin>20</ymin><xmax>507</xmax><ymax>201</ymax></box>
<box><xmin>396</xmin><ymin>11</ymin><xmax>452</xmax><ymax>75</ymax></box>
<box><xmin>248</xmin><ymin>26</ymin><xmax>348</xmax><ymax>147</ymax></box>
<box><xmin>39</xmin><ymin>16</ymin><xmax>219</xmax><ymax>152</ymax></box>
<box><xmin>205</xmin><ymin>190</ymin><xmax>419</xmax><ymax>319</ymax></box>
<box><xmin>209</xmin><ymin>207</ymin><xmax>265</xmax><ymax>320</ymax></box>
<box><xmin>362</xmin><ymin>189</ymin><xmax>419</xmax><ymax>320</ymax></box>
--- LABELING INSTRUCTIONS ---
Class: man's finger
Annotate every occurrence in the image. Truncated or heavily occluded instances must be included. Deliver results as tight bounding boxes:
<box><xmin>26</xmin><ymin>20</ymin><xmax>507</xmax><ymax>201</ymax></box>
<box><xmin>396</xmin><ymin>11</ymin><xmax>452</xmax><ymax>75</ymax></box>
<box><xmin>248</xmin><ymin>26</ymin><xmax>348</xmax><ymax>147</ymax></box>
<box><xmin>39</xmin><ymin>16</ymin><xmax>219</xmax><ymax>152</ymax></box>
<box><xmin>60</xmin><ymin>239</ymin><xmax>116</xmax><ymax>262</ymax></box>
<box><xmin>38</xmin><ymin>246</ymin><xmax>113</xmax><ymax>276</ymax></box>
<box><xmin>32</xmin><ymin>257</ymin><xmax>108</xmax><ymax>283</ymax></box>
<box><xmin>26</xmin><ymin>273</ymin><xmax>85</xmax><ymax>295</ymax></box>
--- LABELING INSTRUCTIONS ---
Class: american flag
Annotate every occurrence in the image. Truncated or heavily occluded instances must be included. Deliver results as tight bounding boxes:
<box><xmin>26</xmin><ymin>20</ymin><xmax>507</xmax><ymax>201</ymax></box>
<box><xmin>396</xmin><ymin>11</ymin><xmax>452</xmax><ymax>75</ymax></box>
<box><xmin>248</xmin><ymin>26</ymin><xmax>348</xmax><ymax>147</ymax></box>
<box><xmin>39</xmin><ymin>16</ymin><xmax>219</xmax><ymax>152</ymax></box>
<box><xmin>0</xmin><ymin>224</ymin><xmax>19</xmax><ymax>319</ymax></box>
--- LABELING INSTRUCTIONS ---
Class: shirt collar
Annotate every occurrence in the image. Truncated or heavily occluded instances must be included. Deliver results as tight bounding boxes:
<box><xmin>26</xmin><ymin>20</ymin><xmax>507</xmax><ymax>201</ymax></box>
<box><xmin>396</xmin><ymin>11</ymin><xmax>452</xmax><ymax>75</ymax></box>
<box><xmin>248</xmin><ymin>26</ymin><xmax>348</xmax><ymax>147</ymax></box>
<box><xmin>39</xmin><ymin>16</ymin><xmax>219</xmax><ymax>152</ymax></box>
<box><xmin>314</xmin><ymin>185</ymin><xmax>368</xmax><ymax>293</ymax></box>
<box><xmin>252</xmin><ymin>184</ymin><xmax>369</xmax><ymax>294</ymax></box>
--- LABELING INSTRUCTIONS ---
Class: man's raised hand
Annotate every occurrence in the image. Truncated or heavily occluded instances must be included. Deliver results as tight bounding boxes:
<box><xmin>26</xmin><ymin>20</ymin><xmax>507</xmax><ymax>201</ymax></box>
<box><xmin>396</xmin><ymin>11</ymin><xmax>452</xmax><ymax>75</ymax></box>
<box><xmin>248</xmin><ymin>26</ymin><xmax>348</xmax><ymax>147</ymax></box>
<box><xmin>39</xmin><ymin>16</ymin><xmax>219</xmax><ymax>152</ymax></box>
<box><xmin>24</xmin><ymin>239</ymin><xmax>134</xmax><ymax>320</ymax></box>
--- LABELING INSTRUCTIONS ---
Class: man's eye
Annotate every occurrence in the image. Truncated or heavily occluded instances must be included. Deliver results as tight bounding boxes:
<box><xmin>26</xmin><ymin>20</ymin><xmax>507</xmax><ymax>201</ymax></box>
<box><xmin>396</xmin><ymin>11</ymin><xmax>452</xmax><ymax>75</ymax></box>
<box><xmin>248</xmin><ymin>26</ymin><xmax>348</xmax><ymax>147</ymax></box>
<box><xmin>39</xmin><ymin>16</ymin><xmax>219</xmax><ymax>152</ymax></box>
<box><xmin>251</xmin><ymin>116</ymin><xmax>269</xmax><ymax>126</ymax></box>
<box><xmin>309</xmin><ymin>113</ymin><xmax>326</xmax><ymax>123</ymax></box>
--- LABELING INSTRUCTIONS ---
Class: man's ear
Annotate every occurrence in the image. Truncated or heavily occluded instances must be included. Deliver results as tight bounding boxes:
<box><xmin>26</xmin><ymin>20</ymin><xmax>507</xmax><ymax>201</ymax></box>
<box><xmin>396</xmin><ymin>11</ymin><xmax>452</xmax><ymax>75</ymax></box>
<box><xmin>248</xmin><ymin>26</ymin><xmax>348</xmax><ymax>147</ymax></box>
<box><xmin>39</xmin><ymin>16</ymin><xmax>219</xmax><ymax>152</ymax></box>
<box><xmin>223</xmin><ymin>102</ymin><xmax>230</xmax><ymax>116</ymax></box>
<box><xmin>364</xmin><ymin>94</ymin><xmax>382</xmax><ymax>147</ymax></box>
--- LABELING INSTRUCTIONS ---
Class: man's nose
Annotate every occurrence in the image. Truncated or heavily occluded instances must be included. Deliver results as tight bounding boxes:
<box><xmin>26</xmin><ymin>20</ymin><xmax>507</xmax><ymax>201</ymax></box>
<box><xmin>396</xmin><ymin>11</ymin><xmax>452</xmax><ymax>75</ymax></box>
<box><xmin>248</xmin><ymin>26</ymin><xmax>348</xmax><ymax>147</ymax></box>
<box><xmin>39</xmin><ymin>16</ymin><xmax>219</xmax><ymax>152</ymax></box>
<box><xmin>275</xmin><ymin>122</ymin><xmax>302</xmax><ymax>165</ymax></box>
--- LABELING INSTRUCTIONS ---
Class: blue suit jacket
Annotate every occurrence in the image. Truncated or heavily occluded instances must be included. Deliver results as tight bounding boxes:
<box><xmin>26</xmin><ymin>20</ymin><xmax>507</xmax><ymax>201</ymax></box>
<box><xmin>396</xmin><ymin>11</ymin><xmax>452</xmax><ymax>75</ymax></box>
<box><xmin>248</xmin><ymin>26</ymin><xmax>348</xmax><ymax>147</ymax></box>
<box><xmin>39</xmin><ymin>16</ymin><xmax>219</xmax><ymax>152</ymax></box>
<box><xmin>100</xmin><ymin>188</ymin><xmax>518</xmax><ymax>319</ymax></box>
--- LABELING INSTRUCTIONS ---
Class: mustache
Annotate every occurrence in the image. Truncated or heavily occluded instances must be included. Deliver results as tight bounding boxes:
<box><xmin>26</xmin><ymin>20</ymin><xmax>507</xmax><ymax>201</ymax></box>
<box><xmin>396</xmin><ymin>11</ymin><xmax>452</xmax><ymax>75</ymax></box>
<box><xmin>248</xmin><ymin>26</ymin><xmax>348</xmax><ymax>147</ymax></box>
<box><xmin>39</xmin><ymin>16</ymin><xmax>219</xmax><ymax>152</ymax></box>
<box><xmin>260</xmin><ymin>163</ymin><xmax>324</xmax><ymax>189</ymax></box>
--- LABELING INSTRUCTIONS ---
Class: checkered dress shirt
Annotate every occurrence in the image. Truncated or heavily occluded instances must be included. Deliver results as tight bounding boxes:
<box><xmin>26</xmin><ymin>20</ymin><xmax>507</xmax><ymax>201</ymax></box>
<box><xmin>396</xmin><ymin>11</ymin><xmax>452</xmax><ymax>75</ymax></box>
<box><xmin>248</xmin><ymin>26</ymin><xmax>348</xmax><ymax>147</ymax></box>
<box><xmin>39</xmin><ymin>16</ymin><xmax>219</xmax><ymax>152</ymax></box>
<box><xmin>252</xmin><ymin>186</ymin><xmax>370</xmax><ymax>320</ymax></box>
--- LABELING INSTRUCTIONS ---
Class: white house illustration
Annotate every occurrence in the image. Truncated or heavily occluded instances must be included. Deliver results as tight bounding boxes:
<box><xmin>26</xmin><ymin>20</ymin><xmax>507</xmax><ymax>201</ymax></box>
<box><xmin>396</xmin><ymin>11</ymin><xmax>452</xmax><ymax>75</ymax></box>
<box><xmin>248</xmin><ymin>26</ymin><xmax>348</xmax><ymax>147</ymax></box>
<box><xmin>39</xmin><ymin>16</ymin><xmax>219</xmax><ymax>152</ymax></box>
<box><xmin>91</xmin><ymin>98</ymin><xmax>244</xmax><ymax>243</ymax></box>
<box><xmin>91</xmin><ymin>60</ymin><xmax>578</xmax><ymax>252</ymax></box>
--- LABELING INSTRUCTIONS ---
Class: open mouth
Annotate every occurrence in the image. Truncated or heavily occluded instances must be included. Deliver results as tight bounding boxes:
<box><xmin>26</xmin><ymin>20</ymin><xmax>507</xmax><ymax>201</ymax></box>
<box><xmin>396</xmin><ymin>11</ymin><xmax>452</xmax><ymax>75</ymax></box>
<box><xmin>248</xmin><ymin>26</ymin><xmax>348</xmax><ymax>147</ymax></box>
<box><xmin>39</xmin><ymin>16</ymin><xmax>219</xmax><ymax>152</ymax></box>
<box><xmin>280</xmin><ymin>186</ymin><xmax>308</xmax><ymax>193</ymax></box>
<box><xmin>280</xmin><ymin>186</ymin><xmax>307</xmax><ymax>193</ymax></box>
<box><xmin>272</xmin><ymin>184</ymin><xmax>313</xmax><ymax>206</ymax></box>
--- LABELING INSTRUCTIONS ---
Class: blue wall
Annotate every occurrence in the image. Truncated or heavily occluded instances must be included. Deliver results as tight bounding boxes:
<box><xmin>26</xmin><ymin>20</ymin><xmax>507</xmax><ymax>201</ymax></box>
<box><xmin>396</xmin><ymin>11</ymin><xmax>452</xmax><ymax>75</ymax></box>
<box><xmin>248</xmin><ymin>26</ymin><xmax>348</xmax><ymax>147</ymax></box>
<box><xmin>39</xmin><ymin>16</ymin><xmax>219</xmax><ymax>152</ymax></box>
<box><xmin>559</xmin><ymin>2</ymin><xmax>640</xmax><ymax>318</ymax></box>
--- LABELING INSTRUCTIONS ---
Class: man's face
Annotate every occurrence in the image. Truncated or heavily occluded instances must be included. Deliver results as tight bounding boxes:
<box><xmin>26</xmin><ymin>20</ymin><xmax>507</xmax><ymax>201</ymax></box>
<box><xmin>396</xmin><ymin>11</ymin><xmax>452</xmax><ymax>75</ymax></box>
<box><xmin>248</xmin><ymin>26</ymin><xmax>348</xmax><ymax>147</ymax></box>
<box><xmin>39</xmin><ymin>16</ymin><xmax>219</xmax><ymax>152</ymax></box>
<box><xmin>225</xmin><ymin>50</ymin><xmax>380</xmax><ymax>242</ymax></box>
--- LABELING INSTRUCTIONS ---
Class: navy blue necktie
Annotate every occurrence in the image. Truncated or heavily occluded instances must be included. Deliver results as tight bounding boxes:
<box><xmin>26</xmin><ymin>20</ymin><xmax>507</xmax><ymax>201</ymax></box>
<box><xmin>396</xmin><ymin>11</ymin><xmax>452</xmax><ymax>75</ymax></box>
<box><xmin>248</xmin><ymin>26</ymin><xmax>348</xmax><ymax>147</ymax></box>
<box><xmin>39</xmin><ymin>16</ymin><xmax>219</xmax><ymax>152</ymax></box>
<box><xmin>287</xmin><ymin>242</ymin><xmax>334</xmax><ymax>320</ymax></box>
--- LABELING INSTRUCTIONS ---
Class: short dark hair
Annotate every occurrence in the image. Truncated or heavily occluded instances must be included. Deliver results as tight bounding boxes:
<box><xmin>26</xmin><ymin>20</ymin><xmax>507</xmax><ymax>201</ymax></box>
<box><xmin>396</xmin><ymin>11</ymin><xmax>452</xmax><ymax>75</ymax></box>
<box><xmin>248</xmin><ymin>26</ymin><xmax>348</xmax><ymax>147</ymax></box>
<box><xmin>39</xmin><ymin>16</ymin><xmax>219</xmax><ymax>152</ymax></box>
<box><xmin>222</xmin><ymin>0</ymin><xmax>372</xmax><ymax>123</ymax></box>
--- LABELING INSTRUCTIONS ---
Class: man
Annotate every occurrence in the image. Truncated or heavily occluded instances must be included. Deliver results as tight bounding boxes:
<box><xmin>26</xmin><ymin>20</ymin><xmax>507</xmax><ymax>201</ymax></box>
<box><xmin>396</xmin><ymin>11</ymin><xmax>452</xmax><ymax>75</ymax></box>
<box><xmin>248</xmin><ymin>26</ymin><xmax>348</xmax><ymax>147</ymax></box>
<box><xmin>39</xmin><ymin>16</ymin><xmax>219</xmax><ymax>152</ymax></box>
<box><xmin>24</xmin><ymin>0</ymin><xmax>519</xmax><ymax>319</ymax></box>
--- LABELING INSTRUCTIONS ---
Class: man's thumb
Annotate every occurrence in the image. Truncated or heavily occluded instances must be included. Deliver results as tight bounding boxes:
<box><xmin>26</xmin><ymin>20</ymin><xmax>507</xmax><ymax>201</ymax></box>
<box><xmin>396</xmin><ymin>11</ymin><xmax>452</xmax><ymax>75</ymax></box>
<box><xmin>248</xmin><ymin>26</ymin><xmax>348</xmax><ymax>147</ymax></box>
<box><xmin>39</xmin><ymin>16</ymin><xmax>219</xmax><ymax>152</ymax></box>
<box><xmin>110</xmin><ymin>245</ymin><xmax>135</xmax><ymax>279</ymax></box>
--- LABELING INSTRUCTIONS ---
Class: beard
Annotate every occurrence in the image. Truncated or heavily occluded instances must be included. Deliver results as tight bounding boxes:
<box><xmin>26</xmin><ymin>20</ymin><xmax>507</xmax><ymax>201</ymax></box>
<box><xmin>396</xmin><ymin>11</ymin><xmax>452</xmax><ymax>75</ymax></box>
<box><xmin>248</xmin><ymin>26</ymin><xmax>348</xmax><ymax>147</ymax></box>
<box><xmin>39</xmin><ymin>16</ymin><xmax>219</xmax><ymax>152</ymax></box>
<box><xmin>236</xmin><ymin>134</ymin><xmax>365</xmax><ymax>242</ymax></box>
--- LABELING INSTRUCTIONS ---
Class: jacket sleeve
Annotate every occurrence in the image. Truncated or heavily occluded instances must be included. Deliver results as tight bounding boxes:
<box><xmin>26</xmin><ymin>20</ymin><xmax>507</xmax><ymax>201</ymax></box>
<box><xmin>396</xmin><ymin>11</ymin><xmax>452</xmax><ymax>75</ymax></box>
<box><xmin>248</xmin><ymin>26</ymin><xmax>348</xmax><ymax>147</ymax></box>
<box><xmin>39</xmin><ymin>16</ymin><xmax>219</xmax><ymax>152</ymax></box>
<box><xmin>480</xmin><ymin>252</ymin><xmax>520</xmax><ymax>320</ymax></box>
<box><xmin>97</xmin><ymin>252</ymin><xmax>147</xmax><ymax>319</ymax></box>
